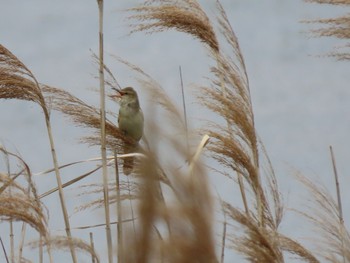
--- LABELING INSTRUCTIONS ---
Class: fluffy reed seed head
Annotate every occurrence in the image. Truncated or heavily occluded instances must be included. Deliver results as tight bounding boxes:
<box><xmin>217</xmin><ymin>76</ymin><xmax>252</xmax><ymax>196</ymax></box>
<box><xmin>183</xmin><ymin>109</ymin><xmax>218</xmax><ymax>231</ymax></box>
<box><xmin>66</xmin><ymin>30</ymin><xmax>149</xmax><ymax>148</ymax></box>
<box><xmin>303</xmin><ymin>0</ymin><xmax>350</xmax><ymax>60</ymax></box>
<box><xmin>0</xmin><ymin>44</ymin><xmax>46</xmax><ymax>109</ymax></box>
<box><xmin>127</xmin><ymin>0</ymin><xmax>219</xmax><ymax>53</ymax></box>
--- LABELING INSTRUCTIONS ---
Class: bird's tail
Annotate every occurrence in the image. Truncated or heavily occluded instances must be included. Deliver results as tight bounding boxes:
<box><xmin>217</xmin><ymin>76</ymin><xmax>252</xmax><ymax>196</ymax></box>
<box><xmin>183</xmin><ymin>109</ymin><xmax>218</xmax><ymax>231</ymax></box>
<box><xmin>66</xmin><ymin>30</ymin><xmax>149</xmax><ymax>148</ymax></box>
<box><xmin>123</xmin><ymin>143</ymin><xmax>139</xmax><ymax>175</ymax></box>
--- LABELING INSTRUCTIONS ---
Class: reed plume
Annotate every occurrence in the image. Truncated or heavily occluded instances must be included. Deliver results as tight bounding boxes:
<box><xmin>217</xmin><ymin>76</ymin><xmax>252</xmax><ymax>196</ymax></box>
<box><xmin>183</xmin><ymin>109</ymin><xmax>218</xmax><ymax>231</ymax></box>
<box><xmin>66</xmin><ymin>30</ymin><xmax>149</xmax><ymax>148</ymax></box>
<box><xmin>127</xmin><ymin>0</ymin><xmax>219</xmax><ymax>52</ymax></box>
<box><xmin>304</xmin><ymin>0</ymin><xmax>350</xmax><ymax>60</ymax></box>
<box><xmin>0</xmin><ymin>147</ymin><xmax>51</xmax><ymax>262</ymax></box>
<box><xmin>30</xmin><ymin>236</ymin><xmax>100</xmax><ymax>263</ymax></box>
<box><xmin>42</xmin><ymin>85</ymin><xmax>126</xmax><ymax>150</ymax></box>
<box><xmin>296</xmin><ymin>172</ymin><xmax>350</xmax><ymax>262</ymax></box>
<box><xmin>0</xmin><ymin>45</ymin><xmax>46</xmax><ymax>108</ymax></box>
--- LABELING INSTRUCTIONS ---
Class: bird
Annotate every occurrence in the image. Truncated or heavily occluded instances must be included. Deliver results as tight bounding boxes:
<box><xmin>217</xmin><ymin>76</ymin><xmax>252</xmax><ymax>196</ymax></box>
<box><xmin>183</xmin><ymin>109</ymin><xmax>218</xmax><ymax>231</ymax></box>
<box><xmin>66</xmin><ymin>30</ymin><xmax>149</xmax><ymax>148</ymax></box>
<box><xmin>113</xmin><ymin>87</ymin><xmax>144</xmax><ymax>175</ymax></box>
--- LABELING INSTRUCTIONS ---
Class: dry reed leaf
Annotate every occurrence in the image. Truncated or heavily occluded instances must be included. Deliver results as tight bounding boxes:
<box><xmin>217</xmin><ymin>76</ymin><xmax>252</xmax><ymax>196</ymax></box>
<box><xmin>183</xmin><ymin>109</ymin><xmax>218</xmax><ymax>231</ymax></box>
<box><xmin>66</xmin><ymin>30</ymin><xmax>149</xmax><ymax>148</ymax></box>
<box><xmin>71</xmin><ymin>217</ymin><xmax>136</xmax><ymax>230</ymax></box>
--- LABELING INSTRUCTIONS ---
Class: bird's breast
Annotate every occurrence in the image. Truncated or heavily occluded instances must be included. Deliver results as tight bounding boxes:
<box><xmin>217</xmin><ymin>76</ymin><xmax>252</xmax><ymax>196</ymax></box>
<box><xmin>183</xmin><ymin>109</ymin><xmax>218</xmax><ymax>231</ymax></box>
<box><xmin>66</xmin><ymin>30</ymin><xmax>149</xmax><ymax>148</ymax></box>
<box><xmin>118</xmin><ymin>107</ymin><xmax>144</xmax><ymax>141</ymax></box>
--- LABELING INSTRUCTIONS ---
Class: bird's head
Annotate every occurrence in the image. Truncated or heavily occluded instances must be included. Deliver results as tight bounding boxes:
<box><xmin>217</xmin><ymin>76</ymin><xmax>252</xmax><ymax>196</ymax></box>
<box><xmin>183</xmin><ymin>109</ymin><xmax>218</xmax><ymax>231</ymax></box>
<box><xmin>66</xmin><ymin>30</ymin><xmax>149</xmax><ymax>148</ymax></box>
<box><xmin>111</xmin><ymin>87</ymin><xmax>138</xmax><ymax>99</ymax></box>
<box><xmin>111</xmin><ymin>87</ymin><xmax>140</xmax><ymax>107</ymax></box>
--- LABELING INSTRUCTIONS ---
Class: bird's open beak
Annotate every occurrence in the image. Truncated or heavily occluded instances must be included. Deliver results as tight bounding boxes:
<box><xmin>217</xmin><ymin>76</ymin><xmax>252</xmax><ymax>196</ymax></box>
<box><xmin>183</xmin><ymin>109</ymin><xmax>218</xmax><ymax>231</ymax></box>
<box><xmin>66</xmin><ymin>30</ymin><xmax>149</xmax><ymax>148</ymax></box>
<box><xmin>110</xmin><ymin>88</ymin><xmax>123</xmax><ymax>100</ymax></box>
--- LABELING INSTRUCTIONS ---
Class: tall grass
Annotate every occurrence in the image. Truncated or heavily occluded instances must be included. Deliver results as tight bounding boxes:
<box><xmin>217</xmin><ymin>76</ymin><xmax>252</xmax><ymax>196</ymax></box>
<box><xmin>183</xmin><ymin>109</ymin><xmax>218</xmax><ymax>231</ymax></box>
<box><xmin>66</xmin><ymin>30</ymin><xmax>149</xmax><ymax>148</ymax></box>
<box><xmin>0</xmin><ymin>45</ymin><xmax>77</xmax><ymax>263</ymax></box>
<box><xmin>0</xmin><ymin>0</ymin><xmax>349</xmax><ymax>262</ymax></box>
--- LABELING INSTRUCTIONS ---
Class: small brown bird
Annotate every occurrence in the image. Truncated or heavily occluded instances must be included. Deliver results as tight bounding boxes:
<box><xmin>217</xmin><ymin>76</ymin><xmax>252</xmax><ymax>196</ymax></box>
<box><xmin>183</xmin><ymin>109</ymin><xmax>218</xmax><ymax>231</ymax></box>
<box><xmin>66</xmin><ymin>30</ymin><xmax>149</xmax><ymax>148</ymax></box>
<box><xmin>113</xmin><ymin>87</ymin><xmax>144</xmax><ymax>174</ymax></box>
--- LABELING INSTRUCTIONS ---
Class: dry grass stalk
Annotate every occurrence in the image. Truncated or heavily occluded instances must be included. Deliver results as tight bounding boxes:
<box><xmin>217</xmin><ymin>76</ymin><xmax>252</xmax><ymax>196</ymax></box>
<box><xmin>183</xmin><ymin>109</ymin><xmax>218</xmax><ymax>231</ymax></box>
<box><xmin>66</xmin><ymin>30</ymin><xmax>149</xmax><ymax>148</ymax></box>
<box><xmin>39</xmin><ymin>163</ymin><xmax>105</xmax><ymax>199</ymax></box>
<box><xmin>0</xmin><ymin>44</ymin><xmax>77</xmax><ymax>262</ymax></box>
<box><xmin>329</xmin><ymin>146</ymin><xmax>344</xmax><ymax>225</ymax></box>
<box><xmin>96</xmin><ymin>0</ymin><xmax>113</xmax><ymax>261</ymax></box>
<box><xmin>114</xmin><ymin>151</ymin><xmax>124</xmax><ymax>263</ymax></box>
<box><xmin>330</xmin><ymin>146</ymin><xmax>346</xmax><ymax>263</ymax></box>
<box><xmin>71</xmin><ymin>218</ymin><xmax>136</xmax><ymax>231</ymax></box>
<box><xmin>0</xmin><ymin>237</ymin><xmax>10</xmax><ymax>263</ymax></box>
<box><xmin>1</xmin><ymin>142</ymin><xmax>16</xmax><ymax>259</ymax></box>
<box><xmin>39</xmin><ymin>235</ymin><xmax>43</xmax><ymax>263</ymax></box>
<box><xmin>178</xmin><ymin>66</ymin><xmax>189</xmax><ymax>153</ymax></box>
<box><xmin>220</xmin><ymin>219</ymin><xmax>227</xmax><ymax>263</ymax></box>
<box><xmin>89</xmin><ymin>232</ymin><xmax>96</xmax><ymax>263</ymax></box>
<box><xmin>18</xmin><ymin>218</ymin><xmax>28</xmax><ymax>262</ymax></box>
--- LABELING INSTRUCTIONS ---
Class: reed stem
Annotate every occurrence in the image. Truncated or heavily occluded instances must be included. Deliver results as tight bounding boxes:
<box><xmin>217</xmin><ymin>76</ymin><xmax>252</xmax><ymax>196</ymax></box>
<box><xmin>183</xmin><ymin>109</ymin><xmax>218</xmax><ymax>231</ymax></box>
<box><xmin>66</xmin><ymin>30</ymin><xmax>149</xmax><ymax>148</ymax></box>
<box><xmin>329</xmin><ymin>145</ymin><xmax>345</xmax><ymax>263</ymax></box>
<box><xmin>89</xmin><ymin>232</ymin><xmax>96</xmax><ymax>263</ymax></box>
<box><xmin>115</xmin><ymin>151</ymin><xmax>124</xmax><ymax>263</ymax></box>
<box><xmin>97</xmin><ymin>0</ymin><xmax>113</xmax><ymax>262</ymax></box>
<box><xmin>44</xmin><ymin>115</ymin><xmax>77</xmax><ymax>263</ymax></box>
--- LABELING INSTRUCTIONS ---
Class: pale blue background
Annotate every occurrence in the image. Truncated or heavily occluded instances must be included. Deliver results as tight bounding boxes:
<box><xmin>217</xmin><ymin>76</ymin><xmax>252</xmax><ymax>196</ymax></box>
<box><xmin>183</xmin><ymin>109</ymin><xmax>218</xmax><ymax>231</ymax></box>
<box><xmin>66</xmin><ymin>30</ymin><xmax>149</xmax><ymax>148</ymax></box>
<box><xmin>1</xmin><ymin>1</ymin><xmax>349</xmax><ymax>262</ymax></box>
